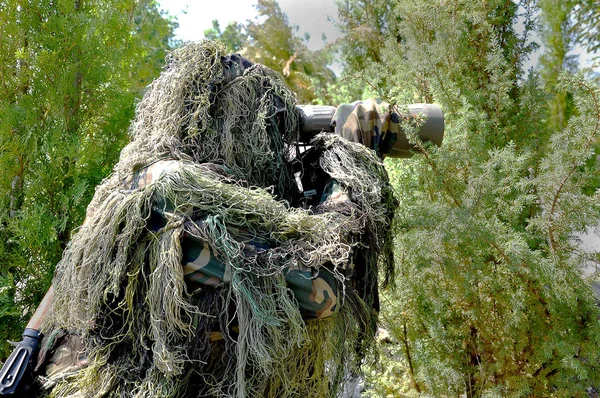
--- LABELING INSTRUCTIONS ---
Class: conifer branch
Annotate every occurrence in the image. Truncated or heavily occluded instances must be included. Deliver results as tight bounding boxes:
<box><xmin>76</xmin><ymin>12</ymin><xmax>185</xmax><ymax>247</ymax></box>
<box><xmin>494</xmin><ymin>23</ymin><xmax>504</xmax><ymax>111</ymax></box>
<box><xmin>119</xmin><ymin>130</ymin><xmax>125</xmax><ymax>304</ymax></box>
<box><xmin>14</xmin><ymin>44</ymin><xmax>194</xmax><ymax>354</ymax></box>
<box><xmin>547</xmin><ymin>78</ymin><xmax>600</xmax><ymax>253</ymax></box>
<box><xmin>400</xmin><ymin>12</ymin><xmax>463</xmax><ymax>113</ymax></box>
<box><xmin>389</xmin><ymin>105</ymin><xmax>463</xmax><ymax>208</ymax></box>
<box><xmin>489</xmin><ymin>240</ymin><xmax>552</xmax><ymax>318</ymax></box>
<box><xmin>421</xmin><ymin>147</ymin><xmax>462</xmax><ymax>208</ymax></box>
<box><xmin>0</xmin><ymin>28</ymin><xmax>5</xmax><ymax>93</ymax></box>
<box><xmin>402</xmin><ymin>320</ymin><xmax>421</xmax><ymax>393</ymax></box>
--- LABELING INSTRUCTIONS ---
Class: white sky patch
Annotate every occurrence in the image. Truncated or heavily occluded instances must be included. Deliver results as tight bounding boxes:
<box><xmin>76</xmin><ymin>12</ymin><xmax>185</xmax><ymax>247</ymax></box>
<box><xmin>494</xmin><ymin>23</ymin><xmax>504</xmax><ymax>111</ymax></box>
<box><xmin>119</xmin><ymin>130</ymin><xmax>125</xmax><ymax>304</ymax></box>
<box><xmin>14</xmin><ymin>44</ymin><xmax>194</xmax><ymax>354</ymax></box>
<box><xmin>277</xmin><ymin>0</ymin><xmax>342</xmax><ymax>50</ymax></box>
<box><xmin>158</xmin><ymin>0</ymin><xmax>597</xmax><ymax>76</ymax></box>
<box><xmin>159</xmin><ymin>0</ymin><xmax>342</xmax><ymax>51</ymax></box>
<box><xmin>159</xmin><ymin>0</ymin><xmax>257</xmax><ymax>41</ymax></box>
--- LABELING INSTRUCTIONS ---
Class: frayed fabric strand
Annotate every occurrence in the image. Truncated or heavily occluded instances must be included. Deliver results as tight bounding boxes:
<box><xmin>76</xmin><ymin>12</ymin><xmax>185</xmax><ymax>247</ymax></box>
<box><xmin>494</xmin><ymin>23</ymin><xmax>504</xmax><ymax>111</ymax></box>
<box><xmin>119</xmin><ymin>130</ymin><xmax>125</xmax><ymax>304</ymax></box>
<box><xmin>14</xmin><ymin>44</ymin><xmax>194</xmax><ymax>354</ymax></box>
<box><xmin>40</xmin><ymin>41</ymin><xmax>396</xmax><ymax>398</ymax></box>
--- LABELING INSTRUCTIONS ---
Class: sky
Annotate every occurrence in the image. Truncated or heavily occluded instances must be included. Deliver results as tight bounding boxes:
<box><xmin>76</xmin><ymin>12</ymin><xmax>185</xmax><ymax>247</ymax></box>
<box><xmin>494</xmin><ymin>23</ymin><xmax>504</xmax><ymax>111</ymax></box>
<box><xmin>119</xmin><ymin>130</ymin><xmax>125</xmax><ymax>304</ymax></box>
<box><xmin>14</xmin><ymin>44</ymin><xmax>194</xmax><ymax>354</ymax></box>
<box><xmin>157</xmin><ymin>0</ymin><xmax>597</xmax><ymax>73</ymax></box>
<box><xmin>159</xmin><ymin>0</ymin><xmax>342</xmax><ymax>51</ymax></box>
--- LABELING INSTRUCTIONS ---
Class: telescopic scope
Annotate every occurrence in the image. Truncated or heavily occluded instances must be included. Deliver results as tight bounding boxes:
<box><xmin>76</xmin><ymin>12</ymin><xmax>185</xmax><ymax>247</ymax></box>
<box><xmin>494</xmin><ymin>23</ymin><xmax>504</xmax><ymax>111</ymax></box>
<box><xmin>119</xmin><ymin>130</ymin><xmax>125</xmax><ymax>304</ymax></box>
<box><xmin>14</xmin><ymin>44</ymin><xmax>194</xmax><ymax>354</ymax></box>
<box><xmin>297</xmin><ymin>104</ymin><xmax>444</xmax><ymax>158</ymax></box>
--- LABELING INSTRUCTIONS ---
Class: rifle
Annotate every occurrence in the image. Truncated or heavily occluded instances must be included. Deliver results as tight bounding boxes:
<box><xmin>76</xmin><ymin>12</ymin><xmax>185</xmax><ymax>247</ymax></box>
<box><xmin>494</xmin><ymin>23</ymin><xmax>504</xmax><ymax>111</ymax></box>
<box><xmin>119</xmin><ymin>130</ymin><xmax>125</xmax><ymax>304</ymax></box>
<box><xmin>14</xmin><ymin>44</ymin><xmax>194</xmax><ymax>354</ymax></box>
<box><xmin>0</xmin><ymin>285</ymin><xmax>53</xmax><ymax>395</ymax></box>
<box><xmin>0</xmin><ymin>103</ymin><xmax>444</xmax><ymax>395</ymax></box>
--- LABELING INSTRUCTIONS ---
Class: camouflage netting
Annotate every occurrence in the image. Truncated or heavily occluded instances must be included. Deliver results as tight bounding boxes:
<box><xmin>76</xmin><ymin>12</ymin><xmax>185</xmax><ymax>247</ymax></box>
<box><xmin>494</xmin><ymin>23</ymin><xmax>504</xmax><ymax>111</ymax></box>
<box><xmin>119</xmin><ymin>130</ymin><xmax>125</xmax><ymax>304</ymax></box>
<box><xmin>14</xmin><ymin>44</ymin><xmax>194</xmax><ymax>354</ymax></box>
<box><xmin>40</xmin><ymin>41</ymin><xmax>396</xmax><ymax>397</ymax></box>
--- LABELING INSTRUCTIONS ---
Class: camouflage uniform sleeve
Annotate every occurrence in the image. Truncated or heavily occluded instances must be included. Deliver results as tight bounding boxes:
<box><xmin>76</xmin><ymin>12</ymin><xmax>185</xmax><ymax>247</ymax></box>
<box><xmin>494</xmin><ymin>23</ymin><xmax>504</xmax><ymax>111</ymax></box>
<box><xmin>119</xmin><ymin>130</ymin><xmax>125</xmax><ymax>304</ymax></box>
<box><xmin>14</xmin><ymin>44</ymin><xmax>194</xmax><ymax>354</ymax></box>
<box><xmin>180</xmin><ymin>221</ymin><xmax>341</xmax><ymax>320</ymax></box>
<box><xmin>285</xmin><ymin>265</ymin><xmax>339</xmax><ymax>319</ymax></box>
<box><xmin>128</xmin><ymin>160</ymin><xmax>342</xmax><ymax>320</ymax></box>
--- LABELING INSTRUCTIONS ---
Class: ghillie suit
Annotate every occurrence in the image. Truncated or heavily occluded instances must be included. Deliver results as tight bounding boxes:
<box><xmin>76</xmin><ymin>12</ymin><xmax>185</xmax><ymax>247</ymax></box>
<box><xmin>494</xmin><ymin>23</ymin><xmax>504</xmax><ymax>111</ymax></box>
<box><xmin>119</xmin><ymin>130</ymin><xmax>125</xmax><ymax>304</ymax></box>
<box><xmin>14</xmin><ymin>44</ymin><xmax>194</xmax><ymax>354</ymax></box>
<box><xmin>38</xmin><ymin>41</ymin><xmax>396</xmax><ymax>397</ymax></box>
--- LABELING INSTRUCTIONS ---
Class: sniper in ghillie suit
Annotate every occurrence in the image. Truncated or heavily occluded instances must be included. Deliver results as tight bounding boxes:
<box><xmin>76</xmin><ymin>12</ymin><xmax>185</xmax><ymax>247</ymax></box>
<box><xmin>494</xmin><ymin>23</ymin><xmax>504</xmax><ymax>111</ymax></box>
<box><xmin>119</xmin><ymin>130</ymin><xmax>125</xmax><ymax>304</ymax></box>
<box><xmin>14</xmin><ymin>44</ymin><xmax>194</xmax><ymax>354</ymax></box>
<box><xmin>0</xmin><ymin>40</ymin><xmax>443</xmax><ymax>398</ymax></box>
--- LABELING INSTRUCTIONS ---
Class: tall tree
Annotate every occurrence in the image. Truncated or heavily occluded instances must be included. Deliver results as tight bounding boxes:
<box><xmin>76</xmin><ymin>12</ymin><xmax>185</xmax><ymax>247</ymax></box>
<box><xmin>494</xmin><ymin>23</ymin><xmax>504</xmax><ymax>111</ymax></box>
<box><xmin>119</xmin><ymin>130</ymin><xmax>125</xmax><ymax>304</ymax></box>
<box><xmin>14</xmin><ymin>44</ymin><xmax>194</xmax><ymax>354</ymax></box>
<box><xmin>333</xmin><ymin>0</ymin><xmax>400</xmax><ymax>101</ymax></box>
<box><xmin>539</xmin><ymin>0</ymin><xmax>577</xmax><ymax>130</ymax></box>
<box><xmin>572</xmin><ymin>0</ymin><xmax>600</xmax><ymax>59</ymax></box>
<box><xmin>332</xmin><ymin>0</ymin><xmax>600</xmax><ymax>395</ymax></box>
<box><xmin>204</xmin><ymin>19</ymin><xmax>247</xmax><ymax>53</ymax></box>
<box><xmin>243</xmin><ymin>0</ymin><xmax>335</xmax><ymax>104</ymax></box>
<box><xmin>0</xmin><ymin>0</ymin><xmax>176</xmax><ymax>359</ymax></box>
<box><xmin>336</xmin><ymin>0</ymin><xmax>395</xmax><ymax>69</ymax></box>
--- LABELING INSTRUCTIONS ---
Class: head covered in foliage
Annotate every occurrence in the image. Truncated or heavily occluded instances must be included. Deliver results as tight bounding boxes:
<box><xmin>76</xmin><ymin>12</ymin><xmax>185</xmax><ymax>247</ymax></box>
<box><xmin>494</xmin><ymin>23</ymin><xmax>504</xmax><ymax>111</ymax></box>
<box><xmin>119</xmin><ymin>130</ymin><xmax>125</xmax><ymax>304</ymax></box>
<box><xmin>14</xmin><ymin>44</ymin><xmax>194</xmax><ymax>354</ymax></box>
<box><xmin>117</xmin><ymin>40</ymin><xmax>299</xmax><ymax>198</ymax></box>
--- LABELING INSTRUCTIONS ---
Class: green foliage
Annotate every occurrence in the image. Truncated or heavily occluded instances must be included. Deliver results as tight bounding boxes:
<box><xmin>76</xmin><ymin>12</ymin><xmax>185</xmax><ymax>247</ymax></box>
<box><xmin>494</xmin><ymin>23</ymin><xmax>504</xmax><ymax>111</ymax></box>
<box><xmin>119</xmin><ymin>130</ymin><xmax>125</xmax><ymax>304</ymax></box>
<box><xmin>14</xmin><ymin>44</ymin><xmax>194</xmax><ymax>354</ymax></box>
<box><xmin>332</xmin><ymin>0</ymin><xmax>401</xmax><ymax>101</ymax></box>
<box><xmin>572</xmin><ymin>0</ymin><xmax>600</xmax><ymax>59</ymax></box>
<box><xmin>333</xmin><ymin>0</ymin><xmax>600</xmax><ymax>395</ymax></box>
<box><xmin>335</xmin><ymin>0</ymin><xmax>396</xmax><ymax>71</ymax></box>
<box><xmin>0</xmin><ymin>1</ymin><xmax>597</xmax><ymax>395</ymax></box>
<box><xmin>243</xmin><ymin>0</ymin><xmax>336</xmax><ymax>104</ymax></box>
<box><xmin>204</xmin><ymin>19</ymin><xmax>247</xmax><ymax>52</ymax></box>
<box><xmin>0</xmin><ymin>0</ymin><xmax>175</xmax><ymax>360</ymax></box>
<box><xmin>539</xmin><ymin>0</ymin><xmax>578</xmax><ymax>131</ymax></box>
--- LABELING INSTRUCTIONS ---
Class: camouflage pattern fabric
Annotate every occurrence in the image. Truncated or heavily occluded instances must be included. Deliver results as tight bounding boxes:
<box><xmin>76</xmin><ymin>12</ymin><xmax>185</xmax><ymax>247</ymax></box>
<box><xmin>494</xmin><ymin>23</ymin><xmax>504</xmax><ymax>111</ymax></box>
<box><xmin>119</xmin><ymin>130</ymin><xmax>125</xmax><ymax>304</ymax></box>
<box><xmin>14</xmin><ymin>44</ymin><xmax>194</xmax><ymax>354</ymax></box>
<box><xmin>333</xmin><ymin>99</ymin><xmax>400</xmax><ymax>156</ymax></box>
<box><xmin>42</xmin><ymin>160</ymin><xmax>348</xmax><ymax>380</ymax></box>
<box><xmin>39</xmin><ymin>332</ymin><xmax>87</xmax><ymax>388</ymax></box>
<box><xmin>126</xmin><ymin>160</ymin><xmax>342</xmax><ymax>320</ymax></box>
